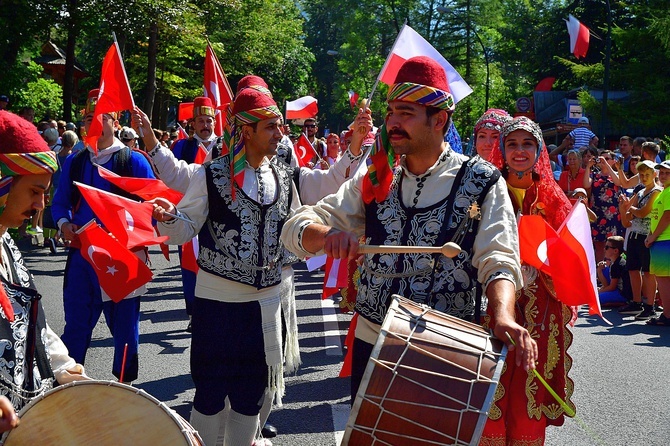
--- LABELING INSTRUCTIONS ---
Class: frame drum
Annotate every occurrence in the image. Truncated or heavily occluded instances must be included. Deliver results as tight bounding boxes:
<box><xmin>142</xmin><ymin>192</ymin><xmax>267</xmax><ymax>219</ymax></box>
<box><xmin>2</xmin><ymin>380</ymin><xmax>202</xmax><ymax>445</ymax></box>
<box><xmin>343</xmin><ymin>295</ymin><xmax>507</xmax><ymax>445</ymax></box>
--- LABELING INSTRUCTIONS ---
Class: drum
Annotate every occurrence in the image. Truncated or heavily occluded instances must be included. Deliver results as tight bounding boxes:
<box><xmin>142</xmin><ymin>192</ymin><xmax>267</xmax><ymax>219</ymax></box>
<box><xmin>2</xmin><ymin>380</ymin><xmax>202</xmax><ymax>445</ymax></box>
<box><xmin>342</xmin><ymin>295</ymin><xmax>507</xmax><ymax>446</ymax></box>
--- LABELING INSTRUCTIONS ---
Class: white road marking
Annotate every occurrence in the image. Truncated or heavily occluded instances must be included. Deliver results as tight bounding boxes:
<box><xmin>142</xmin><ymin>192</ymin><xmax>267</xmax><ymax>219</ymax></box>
<box><xmin>321</xmin><ymin>297</ymin><xmax>344</xmax><ymax>356</ymax></box>
<box><xmin>332</xmin><ymin>403</ymin><xmax>349</xmax><ymax>445</ymax></box>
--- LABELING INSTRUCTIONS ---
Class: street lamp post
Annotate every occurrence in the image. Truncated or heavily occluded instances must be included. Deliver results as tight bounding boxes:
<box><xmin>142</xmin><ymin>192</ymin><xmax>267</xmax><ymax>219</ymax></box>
<box><xmin>436</xmin><ymin>6</ymin><xmax>490</xmax><ymax>110</ymax></box>
<box><xmin>600</xmin><ymin>0</ymin><xmax>612</xmax><ymax>148</ymax></box>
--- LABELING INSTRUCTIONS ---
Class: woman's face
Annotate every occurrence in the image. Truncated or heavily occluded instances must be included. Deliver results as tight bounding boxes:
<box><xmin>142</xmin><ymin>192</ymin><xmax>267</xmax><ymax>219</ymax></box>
<box><xmin>475</xmin><ymin>128</ymin><xmax>500</xmax><ymax>161</ymax></box>
<box><xmin>567</xmin><ymin>152</ymin><xmax>580</xmax><ymax>168</ymax></box>
<box><xmin>504</xmin><ymin>130</ymin><xmax>537</xmax><ymax>173</ymax></box>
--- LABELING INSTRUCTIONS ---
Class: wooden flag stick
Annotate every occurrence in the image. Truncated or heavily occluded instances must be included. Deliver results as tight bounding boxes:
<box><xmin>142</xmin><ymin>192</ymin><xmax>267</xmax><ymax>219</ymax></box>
<box><xmin>358</xmin><ymin>242</ymin><xmax>461</xmax><ymax>258</ymax></box>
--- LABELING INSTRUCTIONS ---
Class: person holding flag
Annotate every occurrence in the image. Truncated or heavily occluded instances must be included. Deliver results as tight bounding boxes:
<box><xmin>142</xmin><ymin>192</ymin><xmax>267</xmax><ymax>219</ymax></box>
<box><xmin>280</xmin><ymin>56</ymin><xmax>537</xmax><ymax>404</ymax></box>
<box><xmin>481</xmin><ymin>116</ymin><xmax>577</xmax><ymax>444</ymax></box>
<box><xmin>51</xmin><ymin>88</ymin><xmax>156</xmax><ymax>384</ymax></box>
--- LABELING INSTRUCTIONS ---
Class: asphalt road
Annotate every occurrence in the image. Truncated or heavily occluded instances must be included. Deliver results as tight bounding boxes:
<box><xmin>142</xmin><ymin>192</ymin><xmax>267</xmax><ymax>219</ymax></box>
<box><xmin>20</xmin><ymin>240</ymin><xmax>670</xmax><ymax>445</ymax></box>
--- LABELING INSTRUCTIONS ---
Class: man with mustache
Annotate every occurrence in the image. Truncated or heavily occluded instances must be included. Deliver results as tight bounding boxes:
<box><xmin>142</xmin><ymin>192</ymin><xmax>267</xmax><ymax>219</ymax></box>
<box><xmin>281</xmin><ymin>56</ymin><xmax>538</xmax><ymax>402</ymax></box>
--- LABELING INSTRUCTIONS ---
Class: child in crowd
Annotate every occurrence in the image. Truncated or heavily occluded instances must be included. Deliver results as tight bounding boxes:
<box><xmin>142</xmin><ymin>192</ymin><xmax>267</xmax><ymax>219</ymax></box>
<box><xmin>597</xmin><ymin>236</ymin><xmax>632</xmax><ymax>307</ymax></box>
<box><xmin>618</xmin><ymin>160</ymin><xmax>662</xmax><ymax>320</ymax></box>
<box><xmin>645</xmin><ymin>160</ymin><xmax>670</xmax><ymax>326</ymax></box>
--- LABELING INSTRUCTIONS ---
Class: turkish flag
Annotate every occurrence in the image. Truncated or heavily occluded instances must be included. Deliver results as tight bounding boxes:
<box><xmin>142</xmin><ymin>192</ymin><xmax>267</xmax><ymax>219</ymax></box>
<box><xmin>565</xmin><ymin>15</ymin><xmax>590</xmax><ymax>59</ymax></box>
<box><xmin>78</xmin><ymin>222</ymin><xmax>153</xmax><ymax>303</ymax></box>
<box><xmin>85</xmin><ymin>42</ymin><xmax>135</xmax><ymax>153</ymax></box>
<box><xmin>339</xmin><ymin>313</ymin><xmax>358</xmax><ymax>378</ymax></box>
<box><xmin>378</xmin><ymin>24</ymin><xmax>472</xmax><ymax>103</ymax></box>
<box><xmin>194</xmin><ymin>142</ymin><xmax>208</xmax><ymax>164</ymax></box>
<box><xmin>96</xmin><ymin>165</ymin><xmax>184</xmax><ymax>205</ymax></box>
<box><xmin>322</xmin><ymin>256</ymin><xmax>349</xmax><ymax>299</ymax></box>
<box><xmin>178</xmin><ymin>102</ymin><xmax>194</xmax><ymax>122</ymax></box>
<box><xmin>294</xmin><ymin>133</ymin><xmax>318</xmax><ymax>167</ymax></box>
<box><xmin>75</xmin><ymin>182</ymin><xmax>168</xmax><ymax>249</ymax></box>
<box><xmin>286</xmin><ymin>96</ymin><xmax>319</xmax><ymax>120</ymax></box>
<box><xmin>348</xmin><ymin>90</ymin><xmax>359</xmax><ymax>109</ymax></box>
<box><xmin>362</xmin><ymin>125</ymin><xmax>395</xmax><ymax>204</ymax></box>
<box><xmin>177</xmin><ymin>124</ymin><xmax>188</xmax><ymax>141</ymax></box>
<box><xmin>204</xmin><ymin>44</ymin><xmax>234</xmax><ymax>137</ymax></box>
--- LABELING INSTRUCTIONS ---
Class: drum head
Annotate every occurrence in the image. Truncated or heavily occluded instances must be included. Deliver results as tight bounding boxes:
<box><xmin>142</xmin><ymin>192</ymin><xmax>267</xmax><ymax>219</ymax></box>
<box><xmin>4</xmin><ymin>381</ymin><xmax>196</xmax><ymax>445</ymax></box>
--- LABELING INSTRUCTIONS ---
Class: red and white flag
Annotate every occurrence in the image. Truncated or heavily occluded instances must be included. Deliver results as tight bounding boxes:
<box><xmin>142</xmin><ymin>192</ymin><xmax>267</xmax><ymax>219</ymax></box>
<box><xmin>322</xmin><ymin>256</ymin><xmax>349</xmax><ymax>299</ymax></box>
<box><xmin>96</xmin><ymin>165</ymin><xmax>184</xmax><ymax>205</ymax></box>
<box><xmin>181</xmin><ymin>237</ymin><xmax>199</xmax><ymax>274</ymax></box>
<box><xmin>565</xmin><ymin>14</ymin><xmax>590</xmax><ymax>59</ymax></box>
<box><xmin>194</xmin><ymin>142</ymin><xmax>208</xmax><ymax>164</ymax></box>
<box><xmin>378</xmin><ymin>24</ymin><xmax>472</xmax><ymax>103</ymax></box>
<box><xmin>286</xmin><ymin>96</ymin><xmax>318</xmax><ymax>120</ymax></box>
<box><xmin>204</xmin><ymin>44</ymin><xmax>234</xmax><ymax>137</ymax></box>
<box><xmin>75</xmin><ymin>182</ymin><xmax>168</xmax><ymax>250</ymax></box>
<box><xmin>558</xmin><ymin>202</ymin><xmax>606</xmax><ymax>320</ymax></box>
<box><xmin>294</xmin><ymin>133</ymin><xmax>318</xmax><ymax>167</ymax></box>
<box><xmin>348</xmin><ymin>90</ymin><xmax>359</xmax><ymax>109</ymax></box>
<box><xmin>85</xmin><ymin>42</ymin><xmax>135</xmax><ymax>153</ymax></box>
<box><xmin>177</xmin><ymin>124</ymin><xmax>188</xmax><ymax>141</ymax></box>
<box><xmin>78</xmin><ymin>221</ymin><xmax>153</xmax><ymax>303</ymax></box>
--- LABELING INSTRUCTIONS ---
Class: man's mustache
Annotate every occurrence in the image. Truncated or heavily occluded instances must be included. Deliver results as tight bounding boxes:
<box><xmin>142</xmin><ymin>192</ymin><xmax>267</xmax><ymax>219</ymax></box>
<box><xmin>388</xmin><ymin>129</ymin><xmax>409</xmax><ymax>139</ymax></box>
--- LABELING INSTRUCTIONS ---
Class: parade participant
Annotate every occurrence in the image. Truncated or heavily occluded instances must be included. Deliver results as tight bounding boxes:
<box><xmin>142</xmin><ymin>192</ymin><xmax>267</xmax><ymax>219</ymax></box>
<box><xmin>480</xmin><ymin>116</ymin><xmax>575</xmax><ymax>445</ymax></box>
<box><xmin>51</xmin><ymin>89</ymin><xmax>156</xmax><ymax>384</ymax></box>
<box><xmin>280</xmin><ymin>56</ymin><xmax>537</xmax><ymax>402</ymax></box>
<box><xmin>152</xmin><ymin>87</ymin><xmax>302</xmax><ymax>446</ymax></box>
<box><xmin>470</xmin><ymin>108</ymin><xmax>511</xmax><ymax>161</ymax></box>
<box><xmin>0</xmin><ymin>111</ymin><xmax>89</xmax><ymax>413</ymax></box>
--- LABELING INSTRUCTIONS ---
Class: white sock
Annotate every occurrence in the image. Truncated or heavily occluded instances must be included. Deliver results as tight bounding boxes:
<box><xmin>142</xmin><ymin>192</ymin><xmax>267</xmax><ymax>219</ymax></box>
<box><xmin>190</xmin><ymin>408</ymin><xmax>224</xmax><ymax>446</ymax></box>
<box><xmin>216</xmin><ymin>398</ymin><xmax>232</xmax><ymax>446</ymax></box>
<box><xmin>224</xmin><ymin>410</ymin><xmax>259</xmax><ymax>446</ymax></box>
<box><xmin>257</xmin><ymin>390</ymin><xmax>274</xmax><ymax>437</ymax></box>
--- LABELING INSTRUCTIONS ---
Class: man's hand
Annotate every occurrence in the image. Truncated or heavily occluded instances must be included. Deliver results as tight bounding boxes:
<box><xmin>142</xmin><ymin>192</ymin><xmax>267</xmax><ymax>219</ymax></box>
<box><xmin>349</xmin><ymin>106</ymin><xmax>373</xmax><ymax>157</ymax></box>
<box><xmin>151</xmin><ymin>198</ymin><xmax>176</xmax><ymax>223</ymax></box>
<box><xmin>323</xmin><ymin>228</ymin><xmax>360</xmax><ymax>260</ymax></box>
<box><xmin>493</xmin><ymin>317</ymin><xmax>538</xmax><ymax>371</ymax></box>
<box><xmin>131</xmin><ymin>106</ymin><xmax>159</xmax><ymax>151</ymax></box>
<box><xmin>0</xmin><ymin>395</ymin><xmax>18</xmax><ymax>433</ymax></box>
<box><xmin>61</xmin><ymin>222</ymin><xmax>79</xmax><ymax>242</ymax></box>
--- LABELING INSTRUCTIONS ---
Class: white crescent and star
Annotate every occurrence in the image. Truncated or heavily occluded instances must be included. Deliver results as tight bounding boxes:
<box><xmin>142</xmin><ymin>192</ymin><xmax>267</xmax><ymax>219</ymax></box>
<box><xmin>537</xmin><ymin>240</ymin><xmax>550</xmax><ymax>267</ymax></box>
<box><xmin>85</xmin><ymin>245</ymin><xmax>113</xmax><ymax>271</ymax></box>
<box><xmin>125</xmin><ymin>210</ymin><xmax>135</xmax><ymax>232</ymax></box>
<box><xmin>296</xmin><ymin>144</ymin><xmax>307</xmax><ymax>160</ymax></box>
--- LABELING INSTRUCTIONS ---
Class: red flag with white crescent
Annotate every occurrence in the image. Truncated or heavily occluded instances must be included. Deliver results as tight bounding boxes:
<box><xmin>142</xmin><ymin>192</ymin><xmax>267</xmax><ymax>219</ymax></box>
<box><xmin>294</xmin><ymin>133</ymin><xmax>318</xmax><ymax>167</ymax></box>
<box><xmin>204</xmin><ymin>44</ymin><xmax>234</xmax><ymax>137</ymax></box>
<box><xmin>85</xmin><ymin>42</ymin><xmax>135</xmax><ymax>153</ymax></box>
<box><xmin>78</xmin><ymin>222</ymin><xmax>153</xmax><ymax>303</ymax></box>
<box><xmin>75</xmin><ymin>182</ymin><xmax>168</xmax><ymax>250</ymax></box>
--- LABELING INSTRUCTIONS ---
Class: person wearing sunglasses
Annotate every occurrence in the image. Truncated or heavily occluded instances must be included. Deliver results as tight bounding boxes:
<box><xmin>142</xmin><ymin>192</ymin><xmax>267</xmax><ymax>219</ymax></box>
<box><xmin>597</xmin><ymin>236</ymin><xmax>631</xmax><ymax>308</ymax></box>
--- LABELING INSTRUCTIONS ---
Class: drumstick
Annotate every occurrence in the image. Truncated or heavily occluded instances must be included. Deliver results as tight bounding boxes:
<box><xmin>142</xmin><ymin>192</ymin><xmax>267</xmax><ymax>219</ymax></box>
<box><xmin>119</xmin><ymin>343</ymin><xmax>128</xmax><ymax>383</ymax></box>
<box><xmin>505</xmin><ymin>332</ymin><xmax>575</xmax><ymax>417</ymax></box>
<box><xmin>358</xmin><ymin>242</ymin><xmax>462</xmax><ymax>258</ymax></box>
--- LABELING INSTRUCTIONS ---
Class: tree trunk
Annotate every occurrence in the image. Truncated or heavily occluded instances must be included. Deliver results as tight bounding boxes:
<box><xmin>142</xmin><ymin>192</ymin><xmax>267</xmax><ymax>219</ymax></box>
<box><xmin>143</xmin><ymin>21</ymin><xmax>158</xmax><ymax>120</ymax></box>
<box><xmin>63</xmin><ymin>0</ymin><xmax>79</xmax><ymax>122</ymax></box>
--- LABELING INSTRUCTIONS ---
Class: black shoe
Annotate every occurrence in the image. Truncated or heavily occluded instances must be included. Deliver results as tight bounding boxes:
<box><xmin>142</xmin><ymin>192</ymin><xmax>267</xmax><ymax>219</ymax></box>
<box><xmin>618</xmin><ymin>302</ymin><xmax>644</xmax><ymax>315</ymax></box>
<box><xmin>186</xmin><ymin>320</ymin><xmax>192</xmax><ymax>333</ymax></box>
<box><xmin>635</xmin><ymin>305</ymin><xmax>656</xmax><ymax>321</ymax></box>
<box><xmin>261</xmin><ymin>422</ymin><xmax>278</xmax><ymax>438</ymax></box>
<box><xmin>47</xmin><ymin>237</ymin><xmax>57</xmax><ymax>255</ymax></box>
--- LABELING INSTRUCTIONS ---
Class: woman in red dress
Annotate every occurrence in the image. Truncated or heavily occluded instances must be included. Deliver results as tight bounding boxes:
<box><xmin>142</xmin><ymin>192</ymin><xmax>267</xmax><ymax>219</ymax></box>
<box><xmin>480</xmin><ymin>116</ymin><xmax>576</xmax><ymax>445</ymax></box>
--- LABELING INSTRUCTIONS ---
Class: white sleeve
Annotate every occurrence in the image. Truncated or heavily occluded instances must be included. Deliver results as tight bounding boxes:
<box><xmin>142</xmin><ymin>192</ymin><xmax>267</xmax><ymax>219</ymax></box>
<box><xmin>148</xmin><ymin>145</ymin><xmax>212</xmax><ymax>193</ymax></box>
<box><xmin>45</xmin><ymin>323</ymin><xmax>77</xmax><ymax>375</ymax></box>
<box><xmin>157</xmin><ymin>166</ymin><xmax>209</xmax><ymax>245</ymax></box>
<box><xmin>298</xmin><ymin>147</ymin><xmax>363</xmax><ymax>205</ymax></box>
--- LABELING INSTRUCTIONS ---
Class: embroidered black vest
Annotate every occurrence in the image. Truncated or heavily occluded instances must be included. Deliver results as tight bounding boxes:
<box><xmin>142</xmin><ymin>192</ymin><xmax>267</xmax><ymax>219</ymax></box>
<box><xmin>358</xmin><ymin>156</ymin><xmax>500</xmax><ymax>325</ymax></box>
<box><xmin>0</xmin><ymin>234</ymin><xmax>54</xmax><ymax>410</ymax></box>
<box><xmin>198</xmin><ymin>155</ymin><xmax>294</xmax><ymax>289</ymax></box>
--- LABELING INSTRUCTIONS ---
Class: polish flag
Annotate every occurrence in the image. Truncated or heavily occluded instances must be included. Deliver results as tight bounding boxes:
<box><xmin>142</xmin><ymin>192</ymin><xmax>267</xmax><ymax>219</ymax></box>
<box><xmin>204</xmin><ymin>43</ymin><xmax>234</xmax><ymax>137</ymax></box>
<box><xmin>322</xmin><ymin>256</ymin><xmax>349</xmax><ymax>299</ymax></box>
<box><xmin>85</xmin><ymin>41</ymin><xmax>135</xmax><ymax>153</ymax></box>
<box><xmin>565</xmin><ymin>15</ymin><xmax>590</xmax><ymax>59</ymax></box>
<box><xmin>286</xmin><ymin>96</ymin><xmax>318</xmax><ymax>120</ymax></box>
<box><xmin>378</xmin><ymin>24</ymin><xmax>472</xmax><ymax>103</ymax></box>
<box><xmin>178</xmin><ymin>102</ymin><xmax>194</xmax><ymax>122</ymax></box>
<box><xmin>557</xmin><ymin>202</ymin><xmax>606</xmax><ymax>321</ymax></box>
<box><xmin>294</xmin><ymin>133</ymin><xmax>318</xmax><ymax>167</ymax></box>
<box><xmin>348</xmin><ymin>90</ymin><xmax>359</xmax><ymax>109</ymax></box>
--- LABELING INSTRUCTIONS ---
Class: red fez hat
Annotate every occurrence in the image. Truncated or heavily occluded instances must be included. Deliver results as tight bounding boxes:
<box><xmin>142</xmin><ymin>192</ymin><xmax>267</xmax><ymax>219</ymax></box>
<box><xmin>0</xmin><ymin>110</ymin><xmax>50</xmax><ymax>154</ymax></box>
<box><xmin>236</xmin><ymin>75</ymin><xmax>268</xmax><ymax>93</ymax></box>
<box><xmin>394</xmin><ymin>56</ymin><xmax>450</xmax><ymax>92</ymax></box>
<box><xmin>232</xmin><ymin>88</ymin><xmax>279</xmax><ymax>118</ymax></box>
<box><xmin>193</xmin><ymin>97</ymin><xmax>215</xmax><ymax>118</ymax></box>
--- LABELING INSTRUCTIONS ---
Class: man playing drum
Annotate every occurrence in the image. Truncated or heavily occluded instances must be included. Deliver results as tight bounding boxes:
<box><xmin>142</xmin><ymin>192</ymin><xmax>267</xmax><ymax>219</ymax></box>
<box><xmin>281</xmin><ymin>56</ymin><xmax>538</xmax><ymax>401</ymax></box>
<box><xmin>0</xmin><ymin>111</ymin><xmax>89</xmax><ymax>416</ymax></box>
